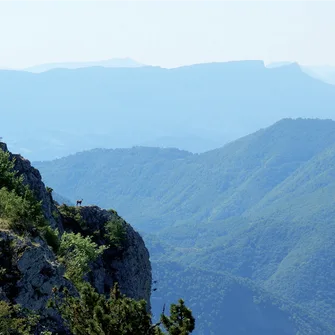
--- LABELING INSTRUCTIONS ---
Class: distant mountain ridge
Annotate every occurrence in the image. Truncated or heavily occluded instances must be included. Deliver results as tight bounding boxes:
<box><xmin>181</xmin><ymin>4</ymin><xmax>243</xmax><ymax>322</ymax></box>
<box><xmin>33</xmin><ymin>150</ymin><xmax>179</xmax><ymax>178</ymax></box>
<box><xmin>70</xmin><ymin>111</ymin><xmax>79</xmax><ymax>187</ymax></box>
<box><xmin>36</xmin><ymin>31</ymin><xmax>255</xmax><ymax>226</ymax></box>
<box><xmin>23</xmin><ymin>57</ymin><xmax>145</xmax><ymax>73</ymax></box>
<box><xmin>266</xmin><ymin>61</ymin><xmax>335</xmax><ymax>85</ymax></box>
<box><xmin>2</xmin><ymin>60</ymin><xmax>335</xmax><ymax>160</ymax></box>
<box><xmin>301</xmin><ymin>65</ymin><xmax>335</xmax><ymax>85</ymax></box>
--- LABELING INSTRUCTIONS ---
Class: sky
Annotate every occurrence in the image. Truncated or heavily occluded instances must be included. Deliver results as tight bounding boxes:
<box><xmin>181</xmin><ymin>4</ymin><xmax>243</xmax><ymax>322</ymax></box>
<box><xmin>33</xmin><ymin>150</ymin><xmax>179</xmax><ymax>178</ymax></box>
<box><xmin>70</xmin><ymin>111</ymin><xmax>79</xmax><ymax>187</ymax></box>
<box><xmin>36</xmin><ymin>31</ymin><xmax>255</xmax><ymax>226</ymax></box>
<box><xmin>0</xmin><ymin>1</ymin><xmax>334</xmax><ymax>69</ymax></box>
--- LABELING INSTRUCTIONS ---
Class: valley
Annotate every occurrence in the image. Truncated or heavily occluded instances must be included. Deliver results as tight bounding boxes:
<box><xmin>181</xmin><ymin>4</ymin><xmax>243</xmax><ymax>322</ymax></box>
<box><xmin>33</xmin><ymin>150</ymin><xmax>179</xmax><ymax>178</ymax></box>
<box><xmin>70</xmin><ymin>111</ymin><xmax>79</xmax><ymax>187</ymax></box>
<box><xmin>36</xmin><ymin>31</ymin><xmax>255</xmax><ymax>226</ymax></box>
<box><xmin>35</xmin><ymin>118</ymin><xmax>335</xmax><ymax>334</ymax></box>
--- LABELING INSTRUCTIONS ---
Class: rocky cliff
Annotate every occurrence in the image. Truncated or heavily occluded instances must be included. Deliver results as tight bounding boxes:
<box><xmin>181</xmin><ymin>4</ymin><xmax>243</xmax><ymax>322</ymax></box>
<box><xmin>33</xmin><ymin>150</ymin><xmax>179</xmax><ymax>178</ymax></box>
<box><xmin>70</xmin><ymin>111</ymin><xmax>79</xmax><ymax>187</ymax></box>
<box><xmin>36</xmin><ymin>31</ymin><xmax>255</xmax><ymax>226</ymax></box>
<box><xmin>0</xmin><ymin>142</ymin><xmax>152</xmax><ymax>333</ymax></box>
<box><xmin>60</xmin><ymin>205</ymin><xmax>152</xmax><ymax>307</ymax></box>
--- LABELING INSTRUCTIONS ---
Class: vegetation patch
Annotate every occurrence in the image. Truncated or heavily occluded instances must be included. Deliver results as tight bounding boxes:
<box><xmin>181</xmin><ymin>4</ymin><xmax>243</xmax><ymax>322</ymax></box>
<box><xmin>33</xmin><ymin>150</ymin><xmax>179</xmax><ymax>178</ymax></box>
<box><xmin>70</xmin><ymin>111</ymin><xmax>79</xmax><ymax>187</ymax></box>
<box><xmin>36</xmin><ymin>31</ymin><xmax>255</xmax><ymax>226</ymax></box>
<box><xmin>0</xmin><ymin>300</ymin><xmax>38</xmax><ymax>335</ymax></box>
<box><xmin>104</xmin><ymin>218</ymin><xmax>126</xmax><ymax>249</ymax></box>
<box><xmin>58</xmin><ymin>204</ymin><xmax>86</xmax><ymax>230</ymax></box>
<box><xmin>58</xmin><ymin>232</ymin><xmax>107</xmax><ymax>286</ymax></box>
<box><xmin>49</xmin><ymin>282</ymin><xmax>195</xmax><ymax>335</ymax></box>
<box><xmin>0</xmin><ymin>150</ymin><xmax>59</xmax><ymax>251</ymax></box>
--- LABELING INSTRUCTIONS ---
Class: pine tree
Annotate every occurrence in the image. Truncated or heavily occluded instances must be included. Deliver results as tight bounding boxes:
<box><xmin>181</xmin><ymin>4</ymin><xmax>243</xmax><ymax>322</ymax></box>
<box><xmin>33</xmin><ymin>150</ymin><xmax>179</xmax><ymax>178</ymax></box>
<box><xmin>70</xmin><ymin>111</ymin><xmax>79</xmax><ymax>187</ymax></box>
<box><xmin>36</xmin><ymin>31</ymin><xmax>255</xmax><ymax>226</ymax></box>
<box><xmin>49</xmin><ymin>283</ymin><xmax>195</xmax><ymax>335</ymax></box>
<box><xmin>160</xmin><ymin>299</ymin><xmax>195</xmax><ymax>335</ymax></box>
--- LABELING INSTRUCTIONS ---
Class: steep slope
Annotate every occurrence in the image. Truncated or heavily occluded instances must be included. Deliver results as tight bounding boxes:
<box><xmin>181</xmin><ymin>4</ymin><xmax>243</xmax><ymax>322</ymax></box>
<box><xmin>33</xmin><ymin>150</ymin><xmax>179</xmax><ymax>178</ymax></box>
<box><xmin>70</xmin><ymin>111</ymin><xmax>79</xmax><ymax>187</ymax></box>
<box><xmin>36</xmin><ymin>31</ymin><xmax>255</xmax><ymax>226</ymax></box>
<box><xmin>246</xmin><ymin>142</ymin><xmax>335</xmax><ymax>222</ymax></box>
<box><xmin>3</xmin><ymin>61</ymin><xmax>335</xmax><ymax>160</ymax></box>
<box><xmin>0</xmin><ymin>142</ymin><xmax>152</xmax><ymax>333</ymax></box>
<box><xmin>150</xmin><ymin>261</ymin><xmax>335</xmax><ymax>335</ymax></box>
<box><xmin>34</xmin><ymin>118</ymin><xmax>335</xmax><ymax>231</ymax></box>
<box><xmin>35</xmin><ymin>118</ymin><xmax>335</xmax><ymax>332</ymax></box>
<box><xmin>302</xmin><ymin>65</ymin><xmax>335</xmax><ymax>85</ymax></box>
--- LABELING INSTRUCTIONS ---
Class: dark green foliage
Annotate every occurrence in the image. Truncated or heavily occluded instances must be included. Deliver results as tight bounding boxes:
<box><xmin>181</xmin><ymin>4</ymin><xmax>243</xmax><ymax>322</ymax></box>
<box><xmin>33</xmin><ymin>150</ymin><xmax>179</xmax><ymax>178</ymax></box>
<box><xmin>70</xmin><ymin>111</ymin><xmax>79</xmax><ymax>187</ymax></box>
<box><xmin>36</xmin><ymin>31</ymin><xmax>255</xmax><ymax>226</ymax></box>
<box><xmin>46</xmin><ymin>186</ymin><xmax>53</xmax><ymax>194</ymax></box>
<box><xmin>107</xmin><ymin>209</ymin><xmax>118</xmax><ymax>215</ymax></box>
<box><xmin>0</xmin><ymin>178</ymin><xmax>45</xmax><ymax>234</ymax></box>
<box><xmin>0</xmin><ymin>150</ymin><xmax>59</xmax><ymax>250</ymax></box>
<box><xmin>58</xmin><ymin>204</ymin><xmax>85</xmax><ymax>228</ymax></box>
<box><xmin>50</xmin><ymin>282</ymin><xmax>195</xmax><ymax>335</ymax></box>
<box><xmin>0</xmin><ymin>150</ymin><xmax>42</xmax><ymax>231</ymax></box>
<box><xmin>40</xmin><ymin>226</ymin><xmax>60</xmax><ymax>253</ymax></box>
<box><xmin>58</xmin><ymin>232</ymin><xmax>106</xmax><ymax>286</ymax></box>
<box><xmin>161</xmin><ymin>299</ymin><xmax>195</xmax><ymax>335</ymax></box>
<box><xmin>0</xmin><ymin>151</ymin><xmax>22</xmax><ymax>192</ymax></box>
<box><xmin>104</xmin><ymin>219</ymin><xmax>126</xmax><ymax>248</ymax></box>
<box><xmin>0</xmin><ymin>187</ymin><xmax>32</xmax><ymax>231</ymax></box>
<box><xmin>0</xmin><ymin>300</ymin><xmax>38</xmax><ymax>335</ymax></box>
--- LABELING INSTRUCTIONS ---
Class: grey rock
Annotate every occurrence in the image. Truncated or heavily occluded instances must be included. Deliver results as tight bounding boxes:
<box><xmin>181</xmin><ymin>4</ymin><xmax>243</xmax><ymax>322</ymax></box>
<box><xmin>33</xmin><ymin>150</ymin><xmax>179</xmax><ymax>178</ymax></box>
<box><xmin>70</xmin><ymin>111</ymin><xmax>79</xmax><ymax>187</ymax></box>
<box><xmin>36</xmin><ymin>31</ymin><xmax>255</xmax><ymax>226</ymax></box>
<box><xmin>70</xmin><ymin>206</ymin><xmax>152</xmax><ymax>309</ymax></box>
<box><xmin>0</xmin><ymin>142</ymin><xmax>153</xmax><ymax>331</ymax></box>
<box><xmin>16</xmin><ymin>238</ymin><xmax>74</xmax><ymax>310</ymax></box>
<box><xmin>0</xmin><ymin>232</ymin><xmax>75</xmax><ymax>333</ymax></box>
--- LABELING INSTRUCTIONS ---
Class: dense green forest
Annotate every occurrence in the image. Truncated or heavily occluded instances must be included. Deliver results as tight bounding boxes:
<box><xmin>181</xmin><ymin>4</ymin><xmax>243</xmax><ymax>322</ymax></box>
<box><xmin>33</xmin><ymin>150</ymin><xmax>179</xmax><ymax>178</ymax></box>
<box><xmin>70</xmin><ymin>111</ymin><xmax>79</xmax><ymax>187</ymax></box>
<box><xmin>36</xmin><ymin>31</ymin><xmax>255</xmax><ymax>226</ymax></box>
<box><xmin>35</xmin><ymin>118</ymin><xmax>335</xmax><ymax>334</ymax></box>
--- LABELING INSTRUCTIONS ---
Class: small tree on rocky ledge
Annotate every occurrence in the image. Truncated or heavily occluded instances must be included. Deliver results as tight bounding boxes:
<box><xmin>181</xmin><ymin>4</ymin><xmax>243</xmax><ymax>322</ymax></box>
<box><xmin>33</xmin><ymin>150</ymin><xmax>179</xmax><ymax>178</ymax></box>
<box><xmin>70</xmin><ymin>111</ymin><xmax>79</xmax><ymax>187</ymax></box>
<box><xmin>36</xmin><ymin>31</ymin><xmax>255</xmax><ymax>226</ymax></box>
<box><xmin>160</xmin><ymin>299</ymin><xmax>195</xmax><ymax>335</ymax></box>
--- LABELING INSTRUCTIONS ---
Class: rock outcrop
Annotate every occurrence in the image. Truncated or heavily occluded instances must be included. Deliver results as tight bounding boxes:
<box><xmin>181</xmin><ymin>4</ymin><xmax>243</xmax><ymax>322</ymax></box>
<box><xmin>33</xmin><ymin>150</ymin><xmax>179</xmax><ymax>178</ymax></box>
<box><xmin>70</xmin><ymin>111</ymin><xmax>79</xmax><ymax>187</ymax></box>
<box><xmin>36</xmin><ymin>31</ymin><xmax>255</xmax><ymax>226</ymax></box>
<box><xmin>0</xmin><ymin>231</ymin><xmax>76</xmax><ymax>333</ymax></box>
<box><xmin>0</xmin><ymin>142</ymin><xmax>152</xmax><ymax>332</ymax></box>
<box><xmin>61</xmin><ymin>205</ymin><xmax>152</xmax><ymax>309</ymax></box>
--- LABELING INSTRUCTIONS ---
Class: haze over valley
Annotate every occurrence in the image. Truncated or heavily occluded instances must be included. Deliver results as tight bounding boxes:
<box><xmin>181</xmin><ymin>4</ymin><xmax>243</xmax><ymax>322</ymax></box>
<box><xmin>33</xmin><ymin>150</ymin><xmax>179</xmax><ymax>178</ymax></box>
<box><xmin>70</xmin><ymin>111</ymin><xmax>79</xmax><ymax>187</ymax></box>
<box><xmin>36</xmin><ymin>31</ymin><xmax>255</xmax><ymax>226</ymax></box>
<box><xmin>35</xmin><ymin>118</ymin><xmax>335</xmax><ymax>334</ymax></box>
<box><xmin>2</xmin><ymin>60</ymin><xmax>335</xmax><ymax>161</ymax></box>
<box><xmin>1</xmin><ymin>1</ymin><xmax>335</xmax><ymax>334</ymax></box>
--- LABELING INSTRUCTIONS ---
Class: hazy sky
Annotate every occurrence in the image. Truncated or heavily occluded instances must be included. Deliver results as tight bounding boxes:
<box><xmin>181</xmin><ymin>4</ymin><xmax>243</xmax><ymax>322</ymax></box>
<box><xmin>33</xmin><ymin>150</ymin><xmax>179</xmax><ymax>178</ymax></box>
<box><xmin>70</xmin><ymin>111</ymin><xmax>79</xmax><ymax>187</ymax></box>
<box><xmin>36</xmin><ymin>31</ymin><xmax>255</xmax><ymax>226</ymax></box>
<box><xmin>0</xmin><ymin>1</ymin><xmax>334</xmax><ymax>69</ymax></box>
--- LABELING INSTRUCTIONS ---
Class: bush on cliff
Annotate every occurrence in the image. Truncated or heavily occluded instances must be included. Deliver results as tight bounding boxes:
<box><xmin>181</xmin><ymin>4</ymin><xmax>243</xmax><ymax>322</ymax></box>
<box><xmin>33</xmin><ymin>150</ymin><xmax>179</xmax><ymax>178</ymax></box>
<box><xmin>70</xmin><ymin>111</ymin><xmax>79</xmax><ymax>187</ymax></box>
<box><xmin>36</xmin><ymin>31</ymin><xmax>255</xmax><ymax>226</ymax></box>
<box><xmin>58</xmin><ymin>231</ymin><xmax>107</xmax><ymax>285</ymax></box>
<box><xmin>0</xmin><ymin>150</ymin><xmax>58</xmax><ymax>250</ymax></box>
<box><xmin>50</xmin><ymin>282</ymin><xmax>195</xmax><ymax>335</ymax></box>
<box><xmin>0</xmin><ymin>301</ymin><xmax>38</xmax><ymax>335</ymax></box>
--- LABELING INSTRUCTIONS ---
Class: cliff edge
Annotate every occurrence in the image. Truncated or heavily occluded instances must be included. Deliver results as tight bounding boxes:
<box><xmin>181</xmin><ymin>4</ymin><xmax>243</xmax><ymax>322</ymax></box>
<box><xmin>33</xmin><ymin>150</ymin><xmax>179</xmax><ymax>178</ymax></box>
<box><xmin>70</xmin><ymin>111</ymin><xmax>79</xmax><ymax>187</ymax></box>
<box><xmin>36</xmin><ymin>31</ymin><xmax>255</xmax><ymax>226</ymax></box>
<box><xmin>0</xmin><ymin>142</ymin><xmax>152</xmax><ymax>333</ymax></box>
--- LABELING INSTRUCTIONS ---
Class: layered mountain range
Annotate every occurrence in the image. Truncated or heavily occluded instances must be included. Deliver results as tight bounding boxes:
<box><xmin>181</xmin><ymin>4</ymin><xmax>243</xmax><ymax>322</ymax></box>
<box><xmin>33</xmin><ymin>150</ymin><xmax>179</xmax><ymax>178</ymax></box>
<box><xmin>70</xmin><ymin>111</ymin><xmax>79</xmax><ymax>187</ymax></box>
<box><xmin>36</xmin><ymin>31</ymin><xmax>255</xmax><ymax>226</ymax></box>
<box><xmin>35</xmin><ymin>118</ymin><xmax>335</xmax><ymax>334</ymax></box>
<box><xmin>2</xmin><ymin>61</ymin><xmax>335</xmax><ymax>160</ymax></box>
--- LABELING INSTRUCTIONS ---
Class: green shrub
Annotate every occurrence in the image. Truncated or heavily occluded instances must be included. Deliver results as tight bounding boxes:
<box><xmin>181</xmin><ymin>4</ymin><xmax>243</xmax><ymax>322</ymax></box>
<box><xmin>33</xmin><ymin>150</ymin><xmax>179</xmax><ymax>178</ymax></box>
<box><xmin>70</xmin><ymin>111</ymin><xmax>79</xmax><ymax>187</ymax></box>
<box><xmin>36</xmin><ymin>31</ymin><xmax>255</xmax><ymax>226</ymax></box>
<box><xmin>0</xmin><ymin>300</ymin><xmax>38</xmax><ymax>335</ymax></box>
<box><xmin>40</xmin><ymin>226</ymin><xmax>60</xmax><ymax>253</ymax></box>
<box><xmin>58</xmin><ymin>232</ymin><xmax>107</xmax><ymax>286</ymax></box>
<box><xmin>46</xmin><ymin>186</ymin><xmax>53</xmax><ymax>194</ymax></box>
<box><xmin>105</xmin><ymin>219</ymin><xmax>126</xmax><ymax>248</ymax></box>
<box><xmin>49</xmin><ymin>282</ymin><xmax>195</xmax><ymax>335</ymax></box>
<box><xmin>161</xmin><ymin>299</ymin><xmax>195</xmax><ymax>335</ymax></box>
<box><xmin>0</xmin><ymin>150</ymin><xmax>59</xmax><ymax>250</ymax></box>
<box><xmin>0</xmin><ymin>187</ymin><xmax>35</xmax><ymax>233</ymax></box>
<box><xmin>107</xmin><ymin>208</ymin><xmax>118</xmax><ymax>215</ymax></box>
<box><xmin>0</xmin><ymin>151</ymin><xmax>22</xmax><ymax>192</ymax></box>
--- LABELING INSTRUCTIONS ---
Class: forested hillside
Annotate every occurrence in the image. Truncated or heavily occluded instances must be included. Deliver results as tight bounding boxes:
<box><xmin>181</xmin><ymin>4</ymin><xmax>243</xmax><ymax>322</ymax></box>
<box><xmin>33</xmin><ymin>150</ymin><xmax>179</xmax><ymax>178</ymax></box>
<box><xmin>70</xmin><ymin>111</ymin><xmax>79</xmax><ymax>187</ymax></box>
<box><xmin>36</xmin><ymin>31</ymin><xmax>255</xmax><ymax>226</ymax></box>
<box><xmin>35</xmin><ymin>118</ymin><xmax>335</xmax><ymax>333</ymax></box>
<box><xmin>34</xmin><ymin>118</ymin><xmax>335</xmax><ymax>231</ymax></box>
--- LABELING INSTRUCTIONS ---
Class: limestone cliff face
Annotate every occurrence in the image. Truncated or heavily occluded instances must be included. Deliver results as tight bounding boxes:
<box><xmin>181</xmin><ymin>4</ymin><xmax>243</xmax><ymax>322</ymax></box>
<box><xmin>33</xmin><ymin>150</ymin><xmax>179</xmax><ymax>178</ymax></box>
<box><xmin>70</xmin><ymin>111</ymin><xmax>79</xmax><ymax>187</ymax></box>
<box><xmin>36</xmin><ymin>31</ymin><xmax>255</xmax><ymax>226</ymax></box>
<box><xmin>0</xmin><ymin>231</ymin><xmax>76</xmax><ymax>333</ymax></box>
<box><xmin>62</xmin><ymin>205</ymin><xmax>152</xmax><ymax>309</ymax></box>
<box><xmin>0</xmin><ymin>142</ymin><xmax>152</xmax><ymax>331</ymax></box>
